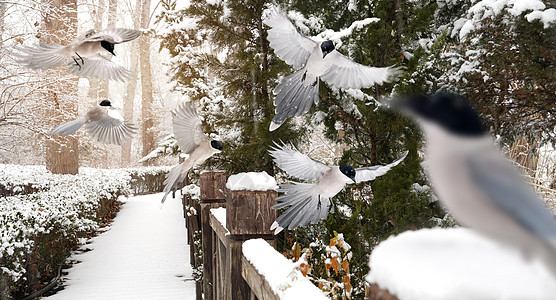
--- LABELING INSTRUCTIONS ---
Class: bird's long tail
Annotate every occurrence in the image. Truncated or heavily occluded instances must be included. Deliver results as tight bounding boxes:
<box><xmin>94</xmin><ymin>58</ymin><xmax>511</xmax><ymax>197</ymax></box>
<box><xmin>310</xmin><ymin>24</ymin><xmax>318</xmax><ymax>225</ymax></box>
<box><xmin>270</xmin><ymin>183</ymin><xmax>331</xmax><ymax>234</ymax></box>
<box><xmin>13</xmin><ymin>43</ymin><xmax>67</xmax><ymax>70</ymax></box>
<box><xmin>51</xmin><ymin>119</ymin><xmax>85</xmax><ymax>135</ymax></box>
<box><xmin>269</xmin><ymin>69</ymin><xmax>319</xmax><ymax>131</ymax></box>
<box><xmin>161</xmin><ymin>160</ymin><xmax>194</xmax><ymax>203</ymax></box>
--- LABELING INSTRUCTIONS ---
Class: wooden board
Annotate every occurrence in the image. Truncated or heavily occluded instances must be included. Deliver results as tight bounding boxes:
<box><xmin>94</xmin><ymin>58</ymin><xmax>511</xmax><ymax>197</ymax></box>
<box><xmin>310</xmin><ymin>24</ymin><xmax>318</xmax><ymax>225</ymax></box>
<box><xmin>200</xmin><ymin>171</ymin><xmax>228</xmax><ymax>202</ymax></box>
<box><xmin>241</xmin><ymin>254</ymin><xmax>280</xmax><ymax>300</ymax></box>
<box><xmin>226</xmin><ymin>190</ymin><xmax>278</xmax><ymax>236</ymax></box>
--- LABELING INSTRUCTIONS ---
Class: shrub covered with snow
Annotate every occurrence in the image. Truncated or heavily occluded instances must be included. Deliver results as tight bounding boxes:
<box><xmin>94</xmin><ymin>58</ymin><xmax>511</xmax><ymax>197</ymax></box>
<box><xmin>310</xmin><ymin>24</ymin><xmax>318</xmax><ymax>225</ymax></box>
<box><xmin>283</xmin><ymin>232</ymin><xmax>358</xmax><ymax>299</ymax></box>
<box><xmin>0</xmin><ymin>164</ymin><xmax>169</xmax><ymax>299</ymax></box>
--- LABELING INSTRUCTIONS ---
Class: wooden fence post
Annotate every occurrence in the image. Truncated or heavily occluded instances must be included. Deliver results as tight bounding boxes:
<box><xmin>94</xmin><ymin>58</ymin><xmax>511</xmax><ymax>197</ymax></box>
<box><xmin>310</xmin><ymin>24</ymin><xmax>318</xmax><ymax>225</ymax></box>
<box><xmin>200</xmin><ymin>171</ymin><xmax>227</xmax><ymax>300</ymax></box>
<box><xmin>225</xmin><ymin>188</ymin><xmax>278</xmax><ymax>300</ymax></box>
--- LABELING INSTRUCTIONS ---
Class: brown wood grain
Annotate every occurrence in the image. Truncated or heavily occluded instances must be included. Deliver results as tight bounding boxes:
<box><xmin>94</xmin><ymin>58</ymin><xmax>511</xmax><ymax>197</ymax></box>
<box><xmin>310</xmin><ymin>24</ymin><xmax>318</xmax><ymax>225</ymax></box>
<box><xmin>241</xmin><ymin>253</ymin><xmax>279</xmax><ymax>300</ymax></box>
<box><xmin>226</xmin><ymin>190</ymin><xmax>278</xmax><ymax>236</ymax></box>
<box><xmin>200</xmin><ymin>172</ymin><xmax>228</xmax><ymax>202</ymax></box>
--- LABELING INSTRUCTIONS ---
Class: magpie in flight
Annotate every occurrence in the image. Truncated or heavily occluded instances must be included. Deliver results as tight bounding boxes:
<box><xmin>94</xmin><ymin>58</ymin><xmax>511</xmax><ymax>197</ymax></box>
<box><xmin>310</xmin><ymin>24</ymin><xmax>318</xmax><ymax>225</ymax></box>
<box><xmin>51</xmin><ymin>99</ymin><xmax>137</xmax><ymax>145</ymax></box>
<box><xmin>15</xmin><ymin>28</ymin><xmax>141</xmax><ymax>82</ymax></box>
<box><xmin>161</xmin><ymin>102</ymin><xmax>223</xmax><ymax>203</ymax></box>
<box><xmin>269</xmin><ymin>142</ymin><xmax>407</xmax><ymax>233</ymax></box>
<box><xmin>263</xmin><ymin>6</ymin><xmax>403</xmax><ymax>131</ymax></box>
<box><xmin>395</xmin><ymin>93</ymin><xmax>556</xmax><ymax>277</ymax></box>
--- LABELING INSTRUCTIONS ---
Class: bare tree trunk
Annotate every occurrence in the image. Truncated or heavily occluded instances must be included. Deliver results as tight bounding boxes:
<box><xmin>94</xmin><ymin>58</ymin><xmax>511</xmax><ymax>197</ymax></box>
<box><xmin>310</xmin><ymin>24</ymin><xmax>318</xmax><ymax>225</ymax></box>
<box><xmin>0</xmin><ymin>1</ymin><xmax>6</xmax><ymax>49</ymax></box>
<box><xmin>44</xmin><ymin>0</ymin><xmax>79</xmax><ymax>175</ymax></box>
<box><xmin>121</xmin><ymin>0</ymin><xmax>142</xmax><ymax>166</ymax></box>
<box><xmin>98</xmin><ymin>0</ymin><xmax>116</xmax><ymax>99</ymax></box>
<box><xmin>139</xmin><ymin>0</ymin><xmax>155</xmax><ymax>162</ymax></box>
<box><xmin>87</xmin><ymin>0</ymin><xmax>104</xmax><ymax>103</ymax></box>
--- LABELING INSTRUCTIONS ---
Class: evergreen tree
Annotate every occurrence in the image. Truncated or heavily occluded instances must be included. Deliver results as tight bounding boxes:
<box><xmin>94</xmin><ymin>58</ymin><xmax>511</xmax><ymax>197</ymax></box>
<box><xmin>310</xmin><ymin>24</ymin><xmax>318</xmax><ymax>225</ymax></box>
<box><xmin>157</xmin><ymin>0</ymin><xmax>301</xmax><ymax>175</ymax></box>
<box><xmin>273</xmin><ymin>1</ymin><xmax>446</xmax><ymax>296</ymax></box>
<box><xmin>437</xmin><ymin>0</ymin><xmax>556</xmax><ymax>144</ymax></box>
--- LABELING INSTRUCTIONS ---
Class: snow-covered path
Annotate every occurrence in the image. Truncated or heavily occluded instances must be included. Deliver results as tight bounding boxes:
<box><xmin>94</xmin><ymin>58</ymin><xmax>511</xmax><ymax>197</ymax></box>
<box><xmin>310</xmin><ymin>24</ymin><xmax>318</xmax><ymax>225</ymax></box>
<box><xmin>45</xmin><ymin>192</ymin><xmax>196</xmax><ymax>300</ymax></box>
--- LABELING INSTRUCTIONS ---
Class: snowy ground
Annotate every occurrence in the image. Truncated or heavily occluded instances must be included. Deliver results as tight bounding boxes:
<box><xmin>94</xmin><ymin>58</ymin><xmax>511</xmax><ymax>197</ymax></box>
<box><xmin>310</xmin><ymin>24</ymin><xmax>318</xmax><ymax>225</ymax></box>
<box><xmin>44</xmin><ymin>192</ymin><xmax>196</xmax><ymax>300</ymax></box>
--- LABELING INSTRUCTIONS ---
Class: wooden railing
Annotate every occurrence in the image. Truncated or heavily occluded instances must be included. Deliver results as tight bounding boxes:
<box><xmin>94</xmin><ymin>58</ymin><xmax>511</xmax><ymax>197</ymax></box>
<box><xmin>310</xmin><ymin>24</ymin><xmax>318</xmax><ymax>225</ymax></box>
<box><xmin>183</xmin><ymin>171</ymin><xmax>326</xmax><ymax>300</ymax></box>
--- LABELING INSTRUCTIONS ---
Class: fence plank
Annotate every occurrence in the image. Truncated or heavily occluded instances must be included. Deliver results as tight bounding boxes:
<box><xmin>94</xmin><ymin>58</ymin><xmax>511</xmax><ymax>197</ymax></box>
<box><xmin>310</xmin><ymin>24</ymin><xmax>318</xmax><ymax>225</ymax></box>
<box><xmin>200</xmin><ymin>171</ymin><xmax>227</xmax><ymax>300</ymax></box>
<box><xmin>226</xmin><ymin>190</ymin><xmax>278</xmax><ymax>236</ymax></box>
<box><xmin>241</xmin><ymin>254</ymin><xmax>279</xmax><ymax>300</ymax></box>
<box><xmin>200</xmin><ymin>171</ymin><xmax>227</xmax><ymax>202</ymax></box>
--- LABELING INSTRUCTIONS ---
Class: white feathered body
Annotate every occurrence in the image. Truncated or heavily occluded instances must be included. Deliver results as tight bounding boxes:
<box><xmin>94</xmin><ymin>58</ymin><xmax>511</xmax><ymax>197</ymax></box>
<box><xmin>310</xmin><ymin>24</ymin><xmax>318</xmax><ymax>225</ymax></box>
<box><xmin>302</xmin><ymin>44</ymin><xmax>333</xmax><ymax>84</ymax></box>
<box><xmin>423</xmin><ymin>121</ymin><xmax>556</xmax><ymax>273</ymax></box>
<box><xmin>63</xmin><ymin>40</ymin><xmax>110</xmax><ymax>58</ymax></box>
<box><xmin>314</xmin><ymin>167</ymin><xmax>351</xmax><ymax>198</ymax></box>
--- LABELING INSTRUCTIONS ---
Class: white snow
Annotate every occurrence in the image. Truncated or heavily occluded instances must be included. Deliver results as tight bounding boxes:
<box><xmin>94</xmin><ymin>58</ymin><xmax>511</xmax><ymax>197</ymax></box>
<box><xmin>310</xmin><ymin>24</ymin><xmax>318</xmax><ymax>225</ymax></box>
<box><xmin>366</xmin><ymin>228</ymin><xmax>556</xmax><ymax>300</ymax></box>
<box><xmin>315</xmin><ymin>17</ymin><xmax>380</xmax><ymax>45</ymax></box>
<box><xmin>242</xmin><ymin>239</ymin><xmax>328</xmax><ymax>300</ymax></box>
<box><xmin>526</xmin><ymin>8</ymin><xmax>556</xmax><ymax>28</ymax></box>
<box><xmin>44</xmin><ymin>192</ymin><xmax>196</xmax><ymax>300</ymax></box>
<box><xmin>210</xmin><ymin>207</ymin><xmax>228</xmax><ymax>230</ymax></box>
<box><xmin>226</xmin><ymin>171</ymin><xmax>278</xmax><ymax>191</ymax></box>
<box><xmin>458</xmin><ymin>0</ymin><xmax>554</xmax><ymax>39</ymax></box>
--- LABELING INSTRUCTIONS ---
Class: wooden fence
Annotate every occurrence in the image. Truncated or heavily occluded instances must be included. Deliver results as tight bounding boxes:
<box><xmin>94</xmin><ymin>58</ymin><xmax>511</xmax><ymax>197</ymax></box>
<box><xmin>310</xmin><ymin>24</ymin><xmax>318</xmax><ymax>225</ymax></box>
<box><xmin>182</xmin><ymin>171</ymin><xmax>397</xmax><ymax>300</ymax></box>
<box><xmin>183</xmin><ymin>171</ymin><xmax>281</xmax><ymax>300</ymax></box>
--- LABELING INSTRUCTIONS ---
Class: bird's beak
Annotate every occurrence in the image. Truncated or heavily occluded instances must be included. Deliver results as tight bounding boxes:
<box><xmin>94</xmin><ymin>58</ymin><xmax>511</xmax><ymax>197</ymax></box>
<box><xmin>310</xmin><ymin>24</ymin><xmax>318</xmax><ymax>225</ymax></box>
<box><xmin>350</xmin><ymin>175</ymin><xmax>356</xmax><ymax>183</ymax></box>
<box><xmin>110</xmin><ymin>50</ymin><xmax>116</xmax><ymax>56</ymax></box>
<box><xmin>323</xmin><ymin>51</ymin><xmax>329</xmax><ymax>59</ymax></box>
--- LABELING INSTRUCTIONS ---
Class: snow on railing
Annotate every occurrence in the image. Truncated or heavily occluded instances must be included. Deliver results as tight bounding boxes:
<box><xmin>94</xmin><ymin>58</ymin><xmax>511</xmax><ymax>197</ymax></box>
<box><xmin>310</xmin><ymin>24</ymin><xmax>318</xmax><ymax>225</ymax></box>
<box><xmin>366</xmin><ymin>228</ymin><xmax>556</xmax><ymax>299</ymax></box>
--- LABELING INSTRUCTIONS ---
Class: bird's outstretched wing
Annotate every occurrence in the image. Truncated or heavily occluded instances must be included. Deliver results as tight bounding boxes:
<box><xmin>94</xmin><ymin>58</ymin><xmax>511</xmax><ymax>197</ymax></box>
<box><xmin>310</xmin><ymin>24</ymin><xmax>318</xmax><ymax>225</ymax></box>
<box><xmin>13</xmin><ymin>43</ymin><xmax>68</xmax><ymax>69</ymax></box>
<box><xmin>321</xmin><ymin>51</ymin><xmax>404</xmax><ymax>89</ymax></box>
<box><xmin>353</xmin><ymin>151</ymin><xmax>408</xmax><ymax>184</ymax></box>
<box><xmin>85</xmin><ymin>111</ymin><xmax>137</xmax><ymax>145</ymax></box>
<box><xmin>83</xmin><ymin>28</ymin><xmax>142</xmax><ymax>44</ymax></box>
<box><xmin>66</xmin><ymin>55</ymin><xmax>130</xmax><ymax>82</ymax></box>
<box><xmin>271</xmin><ymin>183</ymin><xmax>332</xmax><ymax>232</ymax></box>
<box><xmin>469</xmin><ymin>154</ymin><xmax>556</xmax><ymax>242</ymax></box>
<box><xmin>172</xmin><ymin>102</ymin><xmax>207</xmax><ymax>155</ymax></box>
<box><xmin>269</xmin><ymin>142</ymin><xmax>331</xmax><ymax>182</ymax></box>
<box><xmin>263</xmin><ymin>6</ymin><xmax>317</xmax><ymax>69</ymax></box>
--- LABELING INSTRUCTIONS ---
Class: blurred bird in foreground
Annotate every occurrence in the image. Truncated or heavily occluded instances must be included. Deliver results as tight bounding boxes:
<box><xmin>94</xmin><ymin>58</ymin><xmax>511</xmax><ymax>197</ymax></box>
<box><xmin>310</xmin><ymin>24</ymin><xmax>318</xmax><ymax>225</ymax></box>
<box><xmin>14</xmin><ymin>28</ymin><xmax>141</xmax><ymax>82</ymax></box>
<box><xmin>51</xmin><ymin>99</ymin><xmax>137</xmax><ymax>145</ymax></box>
<box><xmin>269</xmin><ymin>142</ymin><xmax>407</xmax><ymax>233</ymax></box>
<box><xmin>263</xmin><ymin>6</ymin><xmax>403</xmax><ymax>131</ymax></box>
<box><xmin>395</xmin><ymin>93</ymin><xmax>556</xmax><ymax>277</ymax></box>
<box><xmin>161</xmin><ymin>102</ymin><xmax>223</xmax><ymax>203</ymax></box>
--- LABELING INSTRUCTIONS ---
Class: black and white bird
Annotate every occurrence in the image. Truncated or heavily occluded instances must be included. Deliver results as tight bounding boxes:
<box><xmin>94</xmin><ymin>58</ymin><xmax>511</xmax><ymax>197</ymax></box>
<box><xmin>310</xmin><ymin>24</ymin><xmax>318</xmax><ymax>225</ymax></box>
<box><xmin>51</xmin><ymin>99</ymin><xmax>137</xmax><ymax>145</ymax></box>
<box><xmin>15</xmin><ymin>28</ymin><xmax>141</xmax><ymax>82</ymax></box>
<box><xmin>161</xmin><ymin>102</ymin><xmax>223</xmax><ymax>203</ymax></box>
<box><xmin>263</xmin><ymin>7</ymin><xmax>403</xmax><ymax>131</ymax></box>
<box><xmin>269</xmin><ymin>142</ymin><xmax>408</xmax><ymax>233</ymax></box>
<box><xmin>395</xmin><ymin>93</ymin><xmax>556</xmax><ymax>277</ymax></box>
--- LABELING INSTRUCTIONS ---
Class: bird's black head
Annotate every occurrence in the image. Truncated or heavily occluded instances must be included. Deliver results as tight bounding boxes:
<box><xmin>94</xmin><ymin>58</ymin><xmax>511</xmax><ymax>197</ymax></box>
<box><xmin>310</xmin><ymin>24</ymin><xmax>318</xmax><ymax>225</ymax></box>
<box><xmin>339</xmin><ymin>164</ymin><xmax>356</xmax><ymax>183</ymax></box>
<box><xmin>99</xmin><ymin>100</ymin><xmax>111</xmax><ymax>107</ymax></box>
<box><xmin>100</xmin><ymin>40</ymin><xmax>115</xmax><ymax>56</ymax></box>
<box><xmin>321</xmin><ymin>40</ymin><xmax>335</xmax><ymax>58</ymax></box>
<box><xmin>394</xmin><ymin>93</ymin><xmax>486</xmax><ymax>136</ymax></box>
<box><xmin>211</xmin><ymin>140</ymin><xmax>223</xmax><ymax>151</ymax></box>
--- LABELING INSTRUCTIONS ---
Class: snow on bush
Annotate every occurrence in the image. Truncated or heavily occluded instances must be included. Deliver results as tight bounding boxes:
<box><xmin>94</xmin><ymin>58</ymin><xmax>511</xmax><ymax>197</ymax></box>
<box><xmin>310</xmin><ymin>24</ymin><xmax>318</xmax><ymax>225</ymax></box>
<box><xmin>0</xmin><ymin>164</ymin><xmax>168</xmax><ymax>298</ymax></box>
<box><xmin>284</xmin><ymin>232</ymin><xmax>358</xmax><ymax>299</ymax></box>
<box><xmin>366</xmin><ymin>228</ymin><xmax>556</xmax><ymax>300</ymax></box>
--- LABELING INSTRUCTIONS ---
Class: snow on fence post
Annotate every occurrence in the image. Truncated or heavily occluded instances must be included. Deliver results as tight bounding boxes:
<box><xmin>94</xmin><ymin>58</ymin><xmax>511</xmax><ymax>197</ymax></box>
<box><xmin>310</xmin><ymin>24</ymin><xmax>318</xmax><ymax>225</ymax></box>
<box><xmin>199</xmin><ymin>171</ymin><xmax>227</xmax><ymax>300</ymax></box>
<box><xmin>225</xmin><ymin>172</ymin><xmax>278</xmax><ymax>300</ymax></box>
